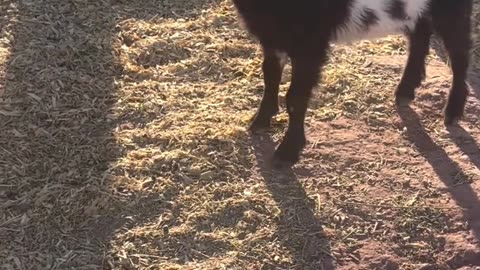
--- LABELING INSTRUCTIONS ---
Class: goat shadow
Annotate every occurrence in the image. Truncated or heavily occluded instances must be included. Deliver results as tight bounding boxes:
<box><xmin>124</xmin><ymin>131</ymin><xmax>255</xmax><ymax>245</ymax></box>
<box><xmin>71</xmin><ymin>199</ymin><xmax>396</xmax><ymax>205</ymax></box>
<box><xmin>250</xmin><ymin>132</ymin><xmax>335</xmax><ymax>269</ymax></box>
<box><xmin>396</xmin><ymin>105</ymin><xmax>480</xmax><ymax>254</ymax></box>
<box><xmin>429</xmin><ymin>36</ymin><xmax>480</xmax><ymax>183</ymax></box>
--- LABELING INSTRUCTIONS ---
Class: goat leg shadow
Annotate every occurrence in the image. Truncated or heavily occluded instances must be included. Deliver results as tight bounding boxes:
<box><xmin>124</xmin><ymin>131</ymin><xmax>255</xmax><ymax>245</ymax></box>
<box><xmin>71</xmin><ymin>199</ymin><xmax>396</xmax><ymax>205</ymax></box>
<box><xmin>396</xmin><ymin>105</ymin><xmax>480</xmax><ymax>248</ymax></box>
<box><xmin>250</xmin><ymin>132</ymin><xmax>335</xmax><ymax>269</ymax></box>
<box><xmin>446</xmin><ymin>125</ymin><xmax>480</xmax><ymax>172</ymax></box>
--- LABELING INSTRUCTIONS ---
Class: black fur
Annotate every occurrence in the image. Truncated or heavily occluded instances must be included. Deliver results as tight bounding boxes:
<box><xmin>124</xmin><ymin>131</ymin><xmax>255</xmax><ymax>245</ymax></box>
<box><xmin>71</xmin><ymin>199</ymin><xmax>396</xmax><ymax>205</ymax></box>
<box><xmin>386</xmin><ymin>0</ymin><xmax>408</xmax><ymax>21</ymax></box>
<box><xmin>359</xmin><ymin>8</ymin><xmax>380</xmax><ymax>31</ymax></box>
<box><xmin>232</xmin><ymin>0</ymin><xmax>473</xmax><ymax>165</ymax></box>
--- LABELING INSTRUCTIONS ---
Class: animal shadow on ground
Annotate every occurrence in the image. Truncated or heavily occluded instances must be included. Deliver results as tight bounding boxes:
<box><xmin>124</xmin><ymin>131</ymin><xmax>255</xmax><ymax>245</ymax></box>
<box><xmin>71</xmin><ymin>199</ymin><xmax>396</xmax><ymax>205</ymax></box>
<box><xmin>250</xmin><ymin>133</ymin><xmax>335</xmax><ymax>269</ymax></box>
<box><xmin>1</xmin><ymin>1</ymin><xmax>125</xmax><ymax>268</ymax></box>
<box><xmin>444</xmin><ymin>61</ymin><xmax>480</xmax><ymax>174</ymax></box>
<box><xmin>430</xmin><ymin>34</ymin><xmax>480</xmax><ymax>242</ymax></box>
<box><xmin>0</xmin><ymin>0</ymin><xmax>224</xmax><ymax>268</ymax></box>
<box><xmin>447</xmin><ymin>125</ymin><xmax>480</xmax><ymax>173</ymax></box>
<box><xmin>396</xmin><ymin>106</ymin><xmax>480</xmax><ymax>256</ymax></box>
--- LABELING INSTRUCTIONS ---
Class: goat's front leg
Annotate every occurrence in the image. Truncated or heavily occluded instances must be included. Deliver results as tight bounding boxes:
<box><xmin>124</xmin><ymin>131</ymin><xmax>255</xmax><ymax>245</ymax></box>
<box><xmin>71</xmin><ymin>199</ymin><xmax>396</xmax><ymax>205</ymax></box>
<box><xmin>249</xmin><ymin>48</ymin><xmax>286</xmax><ymax>132</ymax></box>
<box><xmin>395</xmin><ymin>18</ymin><xmax>432</xmax><ymax>105</ymax></box>
<box><xmin>273</xmin><ymin>51</ymin><xmax>324</xmax><ymax>166</ymax></box>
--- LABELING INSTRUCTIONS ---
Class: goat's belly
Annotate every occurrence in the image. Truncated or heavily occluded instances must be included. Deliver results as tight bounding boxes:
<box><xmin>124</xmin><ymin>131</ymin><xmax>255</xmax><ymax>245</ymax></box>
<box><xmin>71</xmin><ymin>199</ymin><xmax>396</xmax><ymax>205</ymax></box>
<box><xmin>332</xmin><ymin>0</ymin><xmax>430</xmax><ymax>44</ymax></box>
<box><xmin>332</xmin><ymin>20</ymin><xmax>415</xmax><ymax>44</ymax></box>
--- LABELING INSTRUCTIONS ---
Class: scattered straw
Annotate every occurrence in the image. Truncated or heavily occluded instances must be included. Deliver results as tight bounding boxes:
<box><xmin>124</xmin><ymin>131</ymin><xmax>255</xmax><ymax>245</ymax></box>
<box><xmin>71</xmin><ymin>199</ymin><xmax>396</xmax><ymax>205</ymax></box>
<box><xmin>1</xmin><ymin>0</ymin><xmax>479</xmax><ymax>269</ymax></box>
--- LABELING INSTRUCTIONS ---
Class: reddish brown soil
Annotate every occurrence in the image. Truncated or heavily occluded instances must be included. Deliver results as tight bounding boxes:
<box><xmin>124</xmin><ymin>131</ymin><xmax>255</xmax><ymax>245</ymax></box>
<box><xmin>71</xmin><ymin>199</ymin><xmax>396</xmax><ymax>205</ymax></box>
<box><xmin>1</xmin><ymin>1</ymin><xmax>480</xmax><ymax>269</ymax></box>
<box><xmin>251</xmin><ymin>55</ymin><xmax>480</xmax><ymax>269</ymax></box>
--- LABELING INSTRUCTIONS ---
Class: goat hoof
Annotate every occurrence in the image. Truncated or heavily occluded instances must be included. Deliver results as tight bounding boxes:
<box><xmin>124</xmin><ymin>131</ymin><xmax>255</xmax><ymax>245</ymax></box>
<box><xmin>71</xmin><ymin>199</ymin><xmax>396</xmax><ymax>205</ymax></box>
<box><xmin>249</xmin><ymin>109</ymin><xmax>279</xmax><ymax>133</ymax></box>
<box><xmin>395</xmin><ymin>95</ymin><xmax>414</xmax><ymax>107</ymax></box>
<box><xmin>444</xmin><ymin>105</ymin><xmax>464</xmax><ymax>126</ymax></box>
<box><xmin>272</xmin><ymin>154</ymin><xmax>296</xmax><ymax>169</ymax></box>
<box><xmin>444</xmin><ymin>115</ymin><xmax>461</xmax><ymax>126</ymax></box>
<box><xmin>249</xmin><ymin>118</ymin><xmax>271</xmax><ymax>133</ymax></box>
<box><xmin>272</xmin><ymin>144</ymin><xmax>302</xmax><ymax>168</ymax></box>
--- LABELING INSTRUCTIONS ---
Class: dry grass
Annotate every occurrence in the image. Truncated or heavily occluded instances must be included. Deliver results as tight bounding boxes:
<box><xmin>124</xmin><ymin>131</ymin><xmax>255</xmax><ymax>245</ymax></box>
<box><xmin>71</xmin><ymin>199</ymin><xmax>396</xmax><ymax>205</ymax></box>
<box><xmin>1</xmin><ymin>1</ymin><xmax>480</xmax><ymax>270</ymax></box>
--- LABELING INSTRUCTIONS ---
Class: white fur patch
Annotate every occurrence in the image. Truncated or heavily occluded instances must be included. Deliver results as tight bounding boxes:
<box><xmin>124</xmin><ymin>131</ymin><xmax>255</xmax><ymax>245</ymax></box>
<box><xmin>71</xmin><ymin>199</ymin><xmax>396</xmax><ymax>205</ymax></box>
<box><xmin>333</xmin><ymin>0</ymin><xmax>431</xmax><ymax>44</ymax></box>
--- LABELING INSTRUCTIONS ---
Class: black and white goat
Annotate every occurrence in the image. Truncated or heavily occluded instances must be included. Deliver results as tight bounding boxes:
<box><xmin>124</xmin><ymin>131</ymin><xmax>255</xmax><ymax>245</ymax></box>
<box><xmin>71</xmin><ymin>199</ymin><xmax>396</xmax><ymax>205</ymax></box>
<box><xmin>232</xmin><ymin>0</ymin><xmax>473</xmax><ymax>165</ymax></box>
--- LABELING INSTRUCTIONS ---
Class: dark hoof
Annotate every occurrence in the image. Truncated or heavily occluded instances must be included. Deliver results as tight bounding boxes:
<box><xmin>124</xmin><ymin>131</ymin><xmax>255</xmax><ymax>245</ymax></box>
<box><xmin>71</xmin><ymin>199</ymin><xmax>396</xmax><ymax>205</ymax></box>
<box><xmin>248</xmin><ymin>109</ymin><xmax>279</xmax><ymax>133</ymax></box>
<box><xmin>272</xmin><ymin>142</ymin><xmax>304</xmax><ymax>169</ymax></box>
<box><xmin>249</xmin><ymin>119</ymin><xmax>270</xmax><ymax>133</ymax></box>
<box><xmin>444</xmin><ymin>114</ymin><xmax>461</xmax><ymax>126</ymax></box>
<box><xmin>395</xmin><ymin>95</ymin><xmax>414</xmax><ymax>107</ymax></box>
<box><xmin>248</xmin><ymin>113</ymin><xmax>273</xmax><ymax>133</ymax></box>
<box><xmin>443</xmin><ymin>105</ymin><xmax>464</xmax><ymax>126</ymax></box>
<box><xmin>272</xmin><ymin>153</ymin><xmax>296</xmax><ymax>169</ymax></box>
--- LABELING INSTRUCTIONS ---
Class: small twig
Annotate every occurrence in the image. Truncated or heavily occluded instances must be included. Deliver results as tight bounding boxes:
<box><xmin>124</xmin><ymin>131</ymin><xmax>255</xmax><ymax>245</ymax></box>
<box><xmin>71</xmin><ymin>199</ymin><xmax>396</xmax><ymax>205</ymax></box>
<box><xmin>18</xmin><ymin>19</ymin><xmax>53</xmax><ymax>25</ymax></box>
<box><xmin>131</xmin><ymin>253</ymin><xmax>162</xmax><ymax>259</ymax></box>
<box><xmin>190</xmin><ymin>249</ymin><xmax>211</xmax><ymax>259</ymax></box>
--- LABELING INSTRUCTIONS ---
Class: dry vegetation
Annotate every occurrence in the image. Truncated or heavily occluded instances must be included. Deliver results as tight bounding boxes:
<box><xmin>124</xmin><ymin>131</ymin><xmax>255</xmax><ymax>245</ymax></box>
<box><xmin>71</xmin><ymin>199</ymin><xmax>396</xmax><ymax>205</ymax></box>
<box><xmin>1</xmin><ymin>0</ymin><xmax>480</xmax><ymax>269</ymax></box>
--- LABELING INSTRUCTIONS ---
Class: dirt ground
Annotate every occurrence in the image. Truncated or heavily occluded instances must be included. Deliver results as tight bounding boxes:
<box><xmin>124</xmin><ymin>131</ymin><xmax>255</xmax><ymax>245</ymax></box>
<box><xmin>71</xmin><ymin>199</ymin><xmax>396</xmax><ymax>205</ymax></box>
<box><xmin>1</xmin><ymin>0</ymin><xmax>480</xmax><ymax>269</ymax></box>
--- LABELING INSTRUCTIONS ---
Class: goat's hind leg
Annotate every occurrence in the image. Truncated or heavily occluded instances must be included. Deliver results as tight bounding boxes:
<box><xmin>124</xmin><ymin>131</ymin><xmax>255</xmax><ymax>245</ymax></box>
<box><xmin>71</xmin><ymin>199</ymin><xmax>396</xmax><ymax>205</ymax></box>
<box><xmin>395</xmin><ymin>18</ymin><xmax>432</xmax><ymax>106</ymax></box>
<box><xmin>249</xmin><ymin>47</ymin><xmax>287</xmax><ymax>132</ymax></box>
<box><xmin>432</xmin><ymin>1</ymin><xmax>472</xmax><ymax>125</ymax></box>
<box><xmin>273</xmin><ymin>49</ymin><xmax>324</xmax><ymax>166</ymax></box>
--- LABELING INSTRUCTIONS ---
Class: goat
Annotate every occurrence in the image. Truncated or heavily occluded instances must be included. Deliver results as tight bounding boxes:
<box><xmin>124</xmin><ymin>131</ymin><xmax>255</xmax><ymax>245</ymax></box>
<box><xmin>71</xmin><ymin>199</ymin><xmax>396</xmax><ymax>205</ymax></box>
<box><xmin>232</xmin><ymin>0</ymin><xmax>473</xmax><ymax>165</ymax></box>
